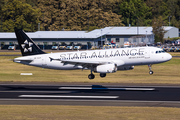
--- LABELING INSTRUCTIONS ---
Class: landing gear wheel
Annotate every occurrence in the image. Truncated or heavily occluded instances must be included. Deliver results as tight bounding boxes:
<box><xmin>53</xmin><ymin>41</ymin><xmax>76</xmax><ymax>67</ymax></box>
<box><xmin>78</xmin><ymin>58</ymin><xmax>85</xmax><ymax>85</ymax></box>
<box><xmin>148</xmin><ymin>64</ymin><xmax>153</xmax><ymax>75</ymax></box>
<box><xmin>149</xmin><ymin>71</ymin><xmax>153</xmax><ymax>75</ymax></box>
<box><xmin>100</xmin><ymin>73</ymin><xmax>106</xmax><ymax>78</ymax></box>
<box><xmin>88</xmin><ymin>74</ymin><xmax>95</xmax><ymax>79</ymax></box>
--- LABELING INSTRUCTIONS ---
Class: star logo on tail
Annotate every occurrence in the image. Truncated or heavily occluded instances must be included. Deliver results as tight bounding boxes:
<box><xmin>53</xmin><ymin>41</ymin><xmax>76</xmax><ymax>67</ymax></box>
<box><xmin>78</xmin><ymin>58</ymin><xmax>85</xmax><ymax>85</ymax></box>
<box><xmin>21</xmin><ymin>40</ymin><xmax>33</xmax><ymax>53</ymax></box>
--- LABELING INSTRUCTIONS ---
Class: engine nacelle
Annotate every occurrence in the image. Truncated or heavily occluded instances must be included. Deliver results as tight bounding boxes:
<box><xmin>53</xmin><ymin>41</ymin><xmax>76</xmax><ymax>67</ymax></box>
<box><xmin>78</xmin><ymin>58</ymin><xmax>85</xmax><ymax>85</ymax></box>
<box><xmin>94</xmin><ymin>64</ymin><xmax>117</xmax><ymax>73</ymax></box>
<box><xmin>117</xmin><ymin>66</ymin><xmax>134</xmax><ymax>70</ymax></box>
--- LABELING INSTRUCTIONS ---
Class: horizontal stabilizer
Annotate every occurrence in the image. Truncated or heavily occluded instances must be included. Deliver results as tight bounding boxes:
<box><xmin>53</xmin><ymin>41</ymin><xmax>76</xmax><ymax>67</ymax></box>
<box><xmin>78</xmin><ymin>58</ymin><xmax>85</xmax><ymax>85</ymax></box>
<box><xmin>13</xmin><ymin>57</ymin><xmax>33</xmax><ymax>63</ymax></box>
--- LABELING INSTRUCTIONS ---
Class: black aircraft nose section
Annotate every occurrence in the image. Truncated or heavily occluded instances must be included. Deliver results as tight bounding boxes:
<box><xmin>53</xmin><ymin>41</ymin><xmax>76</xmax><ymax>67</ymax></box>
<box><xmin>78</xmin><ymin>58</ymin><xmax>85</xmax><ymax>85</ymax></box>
<box><xmin>14</xmin><ymin>28</ymin><xmax>46</xmax><ymax>56</ymax></box>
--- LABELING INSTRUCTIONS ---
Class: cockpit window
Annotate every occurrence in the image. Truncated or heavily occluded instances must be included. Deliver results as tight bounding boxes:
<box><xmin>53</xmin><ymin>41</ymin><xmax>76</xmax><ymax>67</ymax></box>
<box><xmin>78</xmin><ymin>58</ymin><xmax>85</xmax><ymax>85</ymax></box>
<box><xmin>156</xmin><ymin>50</ymin><xmax>165</xmax><ymax>54</ymax></box>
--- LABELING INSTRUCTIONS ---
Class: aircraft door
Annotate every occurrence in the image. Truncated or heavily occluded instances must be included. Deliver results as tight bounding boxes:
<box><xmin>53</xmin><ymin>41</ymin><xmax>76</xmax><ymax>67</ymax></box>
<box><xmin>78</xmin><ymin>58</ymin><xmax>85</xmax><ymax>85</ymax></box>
<box><xmin>145</xmin><ymin>48</ymin><xmax>150</xmax><ymax>59</ymax></box>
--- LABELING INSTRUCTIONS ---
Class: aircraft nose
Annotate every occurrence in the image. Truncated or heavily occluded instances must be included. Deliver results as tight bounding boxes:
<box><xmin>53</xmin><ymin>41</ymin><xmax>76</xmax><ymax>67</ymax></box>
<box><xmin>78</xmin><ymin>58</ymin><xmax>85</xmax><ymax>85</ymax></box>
<box><xmin>166</xmin><ymin>53</ymin><xmax>172</xmax><ymax>61</ymax></box>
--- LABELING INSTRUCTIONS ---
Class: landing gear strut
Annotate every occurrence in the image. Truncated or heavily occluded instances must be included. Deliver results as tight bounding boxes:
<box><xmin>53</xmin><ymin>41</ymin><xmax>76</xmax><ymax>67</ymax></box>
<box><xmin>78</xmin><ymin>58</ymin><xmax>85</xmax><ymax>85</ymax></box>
<box><xmin>148</xmin><ymin>64</ymin><xmax>153</xmax><ymax>75</ymax></box>
<box><xmin>88</xmin><ymin>69</ymin><xmax>95</xmax><ymax>79</ymax></box>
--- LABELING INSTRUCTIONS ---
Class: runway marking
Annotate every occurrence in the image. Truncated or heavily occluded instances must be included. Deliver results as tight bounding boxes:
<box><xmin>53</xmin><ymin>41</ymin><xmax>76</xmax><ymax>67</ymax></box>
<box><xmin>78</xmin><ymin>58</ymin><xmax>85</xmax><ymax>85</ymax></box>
<box><xmin>60</xmin><ymin>87</ymin><xmax>92</xmax><ymax>89</ymax></box>
<box><xmin>59</xmin><ymin>87</ymin><xmax>155</xmax><ymax>91</ymax></box>
<box><xmin>19</xmin><ymin>95</ymin><xmax>119</xmax><ymax>99</ymax></box>
<box><xmin>0</xmin><ymin>91</ymin><xmax>73</xmax><ymax>93</ymax></box>
<box><xmin>20</xmin><ymin>73</ymin><xmax>33</xmax><ymax>75</ymax></box>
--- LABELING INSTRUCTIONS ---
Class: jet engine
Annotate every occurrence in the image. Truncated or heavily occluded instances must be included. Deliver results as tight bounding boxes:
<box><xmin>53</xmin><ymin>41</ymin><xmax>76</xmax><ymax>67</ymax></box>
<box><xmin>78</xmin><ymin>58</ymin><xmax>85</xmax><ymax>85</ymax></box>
<box><xmin>94</xmin><ymin>64</ymin><xmax>117</xmax><ymax>73</ymax></box>
<box><xmin>117</xmin><ymin>66</ymin><xmax>134</xmax><ymax>70</ymax></box>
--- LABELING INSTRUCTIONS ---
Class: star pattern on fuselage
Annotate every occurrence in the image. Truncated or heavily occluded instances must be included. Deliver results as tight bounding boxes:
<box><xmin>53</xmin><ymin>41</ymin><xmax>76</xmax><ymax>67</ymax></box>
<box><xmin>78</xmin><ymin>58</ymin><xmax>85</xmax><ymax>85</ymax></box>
<box><xmin>21</xmin><ymin>40</ymin><xmax>33</xmax><ymax>53</ymax></box>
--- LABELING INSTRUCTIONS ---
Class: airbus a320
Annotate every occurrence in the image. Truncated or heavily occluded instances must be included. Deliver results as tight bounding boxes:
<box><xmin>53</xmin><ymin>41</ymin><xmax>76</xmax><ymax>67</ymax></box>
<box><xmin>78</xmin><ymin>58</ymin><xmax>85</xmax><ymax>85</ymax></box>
<box><xmin>13</xmin><ymin>29</ymin><xmax>172</xmax><ymax>79</ymax></box>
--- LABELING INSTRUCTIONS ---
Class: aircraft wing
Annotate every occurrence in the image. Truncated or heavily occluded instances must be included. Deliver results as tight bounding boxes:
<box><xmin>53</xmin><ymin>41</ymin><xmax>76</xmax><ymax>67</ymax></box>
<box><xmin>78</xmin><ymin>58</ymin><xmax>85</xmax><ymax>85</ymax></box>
<box><xmin>49</xmin><ymin>57</ymin><xmax>125</xmax><ymax>68</ymax></box>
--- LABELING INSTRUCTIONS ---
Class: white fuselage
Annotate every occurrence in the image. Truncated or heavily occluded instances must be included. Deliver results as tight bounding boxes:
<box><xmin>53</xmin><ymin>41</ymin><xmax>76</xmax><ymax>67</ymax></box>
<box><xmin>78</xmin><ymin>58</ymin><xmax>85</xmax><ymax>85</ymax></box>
<box><xmin>14</xmin><ymin>47</ymin><xmax>172</xmax><ymax>70</ymax></box>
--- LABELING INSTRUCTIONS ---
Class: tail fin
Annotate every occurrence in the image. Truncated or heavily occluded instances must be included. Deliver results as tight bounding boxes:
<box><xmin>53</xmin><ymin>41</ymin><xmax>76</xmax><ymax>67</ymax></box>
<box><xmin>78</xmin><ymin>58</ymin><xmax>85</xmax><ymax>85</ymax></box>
<box><xmin>14</xmin><ymin>28</ymin><xmax>46</xmax><ymax>56</ymax></box>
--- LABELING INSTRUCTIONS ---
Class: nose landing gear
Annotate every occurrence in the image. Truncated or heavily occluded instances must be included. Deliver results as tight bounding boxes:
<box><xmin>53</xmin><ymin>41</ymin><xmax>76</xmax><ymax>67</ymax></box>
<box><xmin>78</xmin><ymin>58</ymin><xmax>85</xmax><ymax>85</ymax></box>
<box><xmin>149</xmin><ymin>70</ymin><xmax>153</xmax><ymax>75</ymax></box>
<box><xmin>148</xmin><ymin>64</ymin><xmax>153</xmax><ymax>75</ymax></box>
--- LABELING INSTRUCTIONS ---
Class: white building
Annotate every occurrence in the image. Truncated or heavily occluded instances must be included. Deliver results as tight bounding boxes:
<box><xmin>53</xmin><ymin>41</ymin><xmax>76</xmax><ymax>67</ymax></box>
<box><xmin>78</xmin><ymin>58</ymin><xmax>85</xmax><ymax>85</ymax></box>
<box><xmin>163</xmin><ymin>26</ymin><xmax>179</xmax><ymax>38</ymax></box>
<box><xmin>0</xmin><ymin>26</ymin><xmax>178</xmax><ymax>49</ymax></box>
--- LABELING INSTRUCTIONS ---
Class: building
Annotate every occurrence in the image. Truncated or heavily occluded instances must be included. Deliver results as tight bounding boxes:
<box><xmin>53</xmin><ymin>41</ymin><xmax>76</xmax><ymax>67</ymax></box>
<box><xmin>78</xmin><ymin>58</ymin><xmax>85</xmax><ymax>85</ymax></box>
<box><xmin>163</xmin><ymin>26</ymin><xmax>179</xmax><ymax>38</ymax></box>
<box><xmin>0</xmin><ymin>26</ymin><xmax>178</xmax><ymax>50</ymax></box>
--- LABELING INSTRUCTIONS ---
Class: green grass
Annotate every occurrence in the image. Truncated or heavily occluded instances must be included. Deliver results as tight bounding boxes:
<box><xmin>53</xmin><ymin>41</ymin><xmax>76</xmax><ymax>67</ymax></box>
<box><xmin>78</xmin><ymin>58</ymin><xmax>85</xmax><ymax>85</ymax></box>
<box><xmin>168</xmin><ymin>52</ymin><xmax>180</xmax><ymax>56</ymax></box>
<box><xmin>0</xmin><ymin>56</ymin><xmax>180</xmax><ymax>84</ymax></box>
<box><xmin>0</xmin><ymin>51</ymin><xmax>21</xmax><ymax>55</ymax></box>
<box><xmin>0</xmin><ymin>105</ymin><xmax>180</xmax><ymax>120</ymax></box>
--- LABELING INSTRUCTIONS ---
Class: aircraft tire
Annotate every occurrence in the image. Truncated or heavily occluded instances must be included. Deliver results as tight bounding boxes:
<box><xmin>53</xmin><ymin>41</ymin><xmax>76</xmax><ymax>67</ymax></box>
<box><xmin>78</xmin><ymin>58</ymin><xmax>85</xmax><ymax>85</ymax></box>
<box><xmin>100</xmin><ymin>73</ymin><xmax>106</xmax><ymax>78</ymax></box>
<box><xmin>88</xmin><ymin>74</ymin><xmax>95</xmax><ymax>79</ymax></box>
<box><xmin>149</xmin><ymin>71</ymin><xmax>153</xmax><ymax>75</ymax></box>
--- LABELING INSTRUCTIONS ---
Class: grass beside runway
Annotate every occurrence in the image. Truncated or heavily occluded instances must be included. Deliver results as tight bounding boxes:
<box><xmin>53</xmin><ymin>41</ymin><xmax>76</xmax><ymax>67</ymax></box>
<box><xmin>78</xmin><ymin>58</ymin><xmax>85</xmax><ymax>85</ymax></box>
<box><xmin>168</xmin><ymin>52</ymin><xmax>180</xmax><ymax>56</ymax></box>
<box><xmin>0</xmin><ymin>105</ymin><xmax>180</xmax><ymax>120</ymax></box>
<box><xmin>0</xmin><ymin>55</ymin><xmax>179</xmax><ymax>84</ymax></box>
<box><xmin>0</xmin><ymin>51</ymin><xmax>21</xmax><ymax>55</ymax></box>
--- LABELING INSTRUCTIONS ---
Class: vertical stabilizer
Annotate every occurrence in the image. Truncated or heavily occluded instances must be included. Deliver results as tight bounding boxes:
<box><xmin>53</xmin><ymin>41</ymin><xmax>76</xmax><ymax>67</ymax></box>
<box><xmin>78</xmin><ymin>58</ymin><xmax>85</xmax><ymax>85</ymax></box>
<box><xmin>14</xmin><ymin>28</ymin><xmax>46</xmax><ymax>56</ymax></box>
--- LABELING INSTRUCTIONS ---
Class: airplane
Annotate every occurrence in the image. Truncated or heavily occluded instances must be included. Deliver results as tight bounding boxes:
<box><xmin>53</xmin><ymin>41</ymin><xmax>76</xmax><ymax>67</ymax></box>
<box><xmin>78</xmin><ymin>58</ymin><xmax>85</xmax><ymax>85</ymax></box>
<box><xmin>13</xmin><ymin>28</ymin><xmax>172</xmax><ymax>79</ymax></box>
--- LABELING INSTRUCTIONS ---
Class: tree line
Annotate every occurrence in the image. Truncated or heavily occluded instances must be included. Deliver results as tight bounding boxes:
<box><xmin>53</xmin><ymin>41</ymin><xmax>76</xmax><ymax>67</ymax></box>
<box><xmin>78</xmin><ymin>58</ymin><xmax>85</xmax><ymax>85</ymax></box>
<box><xmin>0</xmin><ymin>0</ymin><xmax>180</xmax><ymax>42</ymax></box>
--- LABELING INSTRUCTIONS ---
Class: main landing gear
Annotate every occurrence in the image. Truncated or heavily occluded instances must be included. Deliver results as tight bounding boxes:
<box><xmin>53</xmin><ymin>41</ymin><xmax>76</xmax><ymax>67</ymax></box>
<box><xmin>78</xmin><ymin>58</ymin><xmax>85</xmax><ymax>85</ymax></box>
<box><xmin>100</xmin><ymin>73</ymin><xmax>106</xmax><ymax>78</ymax></box>
<box><xmin>88</xmin><ymin>74</ymin><xmax>95</xmax><ymax>79</ymax></box>
<box><xmin>88</xmin><ymin>69</ymin><xmax>95</xmax><ymax>79</ymax></box>
<box><xmin>148</xmin><ymin>64</ymin><xmax>153</xmax><ymax>75</ymax></box>
<box><xmin>88</xmin><ymin>73</ymin><xmax>107</xmax><ymax>79</ymax></box>
<box><xmin>88</xmin><ymin>68</ymin><xmax>107</xmax><ymax>79</ymax></box>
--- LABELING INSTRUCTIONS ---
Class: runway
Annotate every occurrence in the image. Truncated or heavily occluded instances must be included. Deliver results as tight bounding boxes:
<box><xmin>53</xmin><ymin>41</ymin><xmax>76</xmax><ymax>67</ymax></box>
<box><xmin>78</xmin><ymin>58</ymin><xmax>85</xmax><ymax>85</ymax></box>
<box><xmin>0</xmin><ymin>83</ymin><xmax>180</xmax><ymax>107</ymax></box>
